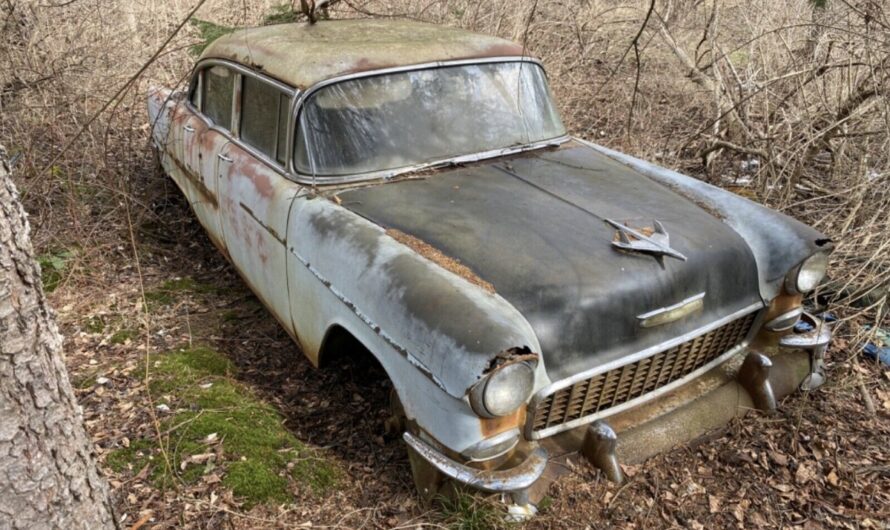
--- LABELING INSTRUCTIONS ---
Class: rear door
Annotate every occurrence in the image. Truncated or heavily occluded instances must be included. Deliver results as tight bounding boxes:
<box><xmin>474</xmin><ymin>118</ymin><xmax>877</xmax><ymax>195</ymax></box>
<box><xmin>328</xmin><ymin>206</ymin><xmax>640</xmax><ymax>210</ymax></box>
<box><xmin>217</xmin><ymin>72</ymin><xmax>300</xmax><ymax>333</ymax></box>
<box><xmin>181</xmin><ymin>64</ymin><xmax>235</xmax><ymax>251</ymax></box>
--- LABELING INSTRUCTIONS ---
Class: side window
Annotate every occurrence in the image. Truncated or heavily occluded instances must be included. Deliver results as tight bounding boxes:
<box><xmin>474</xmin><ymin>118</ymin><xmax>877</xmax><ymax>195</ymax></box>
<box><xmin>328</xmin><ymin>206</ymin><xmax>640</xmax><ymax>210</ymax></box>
<box><xmin>276</xmin><ymin>93</ymin><xmax>290</xmax><ymax>165</ymax></box>
<box><xmin>189</xmin><ymin>71</ymin><xmax>201</xmax><ymax>108</ymax></box>
<box><xmin>240</xmin><ymin>75</ymin><xmax>292</xmax><ymax>165</ymax></box>
<box><xmin>202</xmin><ymin>65</ymin><xmax>234</xmax><ymax>129</ymax></box>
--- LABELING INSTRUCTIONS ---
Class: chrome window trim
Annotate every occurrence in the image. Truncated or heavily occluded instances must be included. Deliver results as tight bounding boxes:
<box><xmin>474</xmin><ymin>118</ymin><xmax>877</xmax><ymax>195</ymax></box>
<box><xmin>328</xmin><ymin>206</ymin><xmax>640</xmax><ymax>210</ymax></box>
<box><xmin>289</xmin><ymin>56</ymin><xmax>568</xmax><ymax>185</ymax></box>
<box><xmin>183</xmin><ymin>59</ymin><xmax>301</xmax><ymax>179</ymax></box>
<box><xmin>524</xmin><ymin>301</ymin><xmax>766</xmax><ymax>440</ymax></box>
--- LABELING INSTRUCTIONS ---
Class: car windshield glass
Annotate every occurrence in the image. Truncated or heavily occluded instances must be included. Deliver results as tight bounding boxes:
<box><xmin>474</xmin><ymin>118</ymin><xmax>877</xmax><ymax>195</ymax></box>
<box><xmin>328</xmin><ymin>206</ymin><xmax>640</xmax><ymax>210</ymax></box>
<box><xmin>295</xmin><ymin>62</ymin><xmax>565</xmax><ymax>176</ymax></box>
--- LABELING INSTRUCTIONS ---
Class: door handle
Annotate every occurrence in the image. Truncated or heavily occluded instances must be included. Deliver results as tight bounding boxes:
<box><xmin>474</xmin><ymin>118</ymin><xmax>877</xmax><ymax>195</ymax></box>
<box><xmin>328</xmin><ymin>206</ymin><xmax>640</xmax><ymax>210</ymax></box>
<box><xmin>217</xmin><ymin>153</ymin><xmax>233</xmax><ymax>163</ymax></box>
<box><xmin>183</xmin><ymin>125</ymin><xmax>195</xmax><ymax>133</ymax></box>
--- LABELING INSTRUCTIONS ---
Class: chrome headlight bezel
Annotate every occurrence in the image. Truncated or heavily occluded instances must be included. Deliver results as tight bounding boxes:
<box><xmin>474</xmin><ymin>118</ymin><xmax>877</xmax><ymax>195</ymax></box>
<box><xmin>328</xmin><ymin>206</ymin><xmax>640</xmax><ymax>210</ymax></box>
<box><xmin>469</xmin><ymin>361</ymin><xmax>536</xmax><ymax>418</ymax></box>
<box><xmin>785</xmin><ymin>252</ymin><xmax>829</xmax><ymax>294</ymax></box>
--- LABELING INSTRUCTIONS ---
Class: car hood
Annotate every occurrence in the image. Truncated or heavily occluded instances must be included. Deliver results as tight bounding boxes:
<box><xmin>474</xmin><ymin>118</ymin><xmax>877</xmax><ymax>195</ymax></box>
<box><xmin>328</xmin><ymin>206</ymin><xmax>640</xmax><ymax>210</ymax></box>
<box><xmin>337</xmin><ymin>142</ymin><xmax>763</xmax><ymax>381</ymax></box>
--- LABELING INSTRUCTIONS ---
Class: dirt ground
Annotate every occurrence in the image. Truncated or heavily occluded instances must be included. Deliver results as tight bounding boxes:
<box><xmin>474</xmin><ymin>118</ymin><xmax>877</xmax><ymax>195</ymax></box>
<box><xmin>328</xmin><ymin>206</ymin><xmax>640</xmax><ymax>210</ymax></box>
<box><xmin>47</xmin><ymin>171</ymin><xmax>889</xmax><ymax>529</ymax></box>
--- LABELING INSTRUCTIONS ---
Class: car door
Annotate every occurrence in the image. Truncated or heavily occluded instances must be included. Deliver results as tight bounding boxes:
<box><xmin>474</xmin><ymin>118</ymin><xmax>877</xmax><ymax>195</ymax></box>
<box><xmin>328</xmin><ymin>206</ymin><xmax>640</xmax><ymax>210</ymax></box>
<box><xmin>217</xmin><ymin>72</ymin><xmax>300</xmax><ymax>333</ymax></box>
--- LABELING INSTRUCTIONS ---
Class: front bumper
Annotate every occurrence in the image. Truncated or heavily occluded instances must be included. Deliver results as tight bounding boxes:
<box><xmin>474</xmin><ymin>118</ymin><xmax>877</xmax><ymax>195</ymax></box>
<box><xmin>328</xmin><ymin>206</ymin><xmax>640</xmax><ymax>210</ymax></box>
<box><xmin>407</xmin><ymin>313</ymin><xmax>831</xmax><ymax>503</ymax></box>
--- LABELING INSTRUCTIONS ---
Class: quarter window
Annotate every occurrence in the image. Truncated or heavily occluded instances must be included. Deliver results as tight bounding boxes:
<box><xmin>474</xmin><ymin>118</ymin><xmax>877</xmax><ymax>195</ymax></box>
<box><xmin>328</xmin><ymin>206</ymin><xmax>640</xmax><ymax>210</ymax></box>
<box><xmin>240</xmin><ymin>75</ymin><xmax>291</xmax><ymax>165</ymax></box>
<box><xmin>202</xmin><ymin>65</ymin><xmax>234</xmax><ymax>129</ymax></box>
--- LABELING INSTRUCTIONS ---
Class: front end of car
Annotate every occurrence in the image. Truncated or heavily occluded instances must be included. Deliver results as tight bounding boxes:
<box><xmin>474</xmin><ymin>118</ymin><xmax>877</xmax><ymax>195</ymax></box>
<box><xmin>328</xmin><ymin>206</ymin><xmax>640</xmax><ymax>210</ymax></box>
<box><xmin>399</xmin><ymin>231</ymin><xmax>832</xmax><ymax>518</ymax></box>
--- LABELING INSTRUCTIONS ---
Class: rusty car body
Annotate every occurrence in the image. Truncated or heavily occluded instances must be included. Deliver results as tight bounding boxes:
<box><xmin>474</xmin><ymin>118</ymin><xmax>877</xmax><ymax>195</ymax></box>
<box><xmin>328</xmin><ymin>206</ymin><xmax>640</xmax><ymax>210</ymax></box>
<box><xmin>147</xmin><ymin>19</ymin><xmax>833</xmax><ymax>515</ymax></box>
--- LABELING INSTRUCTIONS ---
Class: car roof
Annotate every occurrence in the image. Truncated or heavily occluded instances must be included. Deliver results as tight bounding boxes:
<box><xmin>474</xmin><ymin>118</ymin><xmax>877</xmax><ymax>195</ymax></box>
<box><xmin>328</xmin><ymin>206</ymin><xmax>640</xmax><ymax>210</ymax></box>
<box><xmin>200</xmin><ymin>19</ymin><xmax>530</xmax><ymax>90</ymax></box>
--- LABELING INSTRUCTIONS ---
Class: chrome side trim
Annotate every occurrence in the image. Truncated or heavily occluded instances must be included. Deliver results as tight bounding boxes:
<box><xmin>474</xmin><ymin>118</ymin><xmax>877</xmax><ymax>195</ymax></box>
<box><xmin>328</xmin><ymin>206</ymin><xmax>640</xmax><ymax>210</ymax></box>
<box><xmin>637</xmin><ymin>292</ymin><xmax>706</xmax><ymax>328</ymax></box>
<box><xmin>764</xmin><ymin>307</ymin><xmax>804</xmax><ymax>331</ymax></box>
<box><xmin>404</xmin><ymin>432</ymin><xmax>548</xmax><ymax>492</ymax></box>
<box><xmin>289</xmin><ymin>247</ymin><xmax>447</xmax><ymax>391</ymax></box>
<box><xmin>461</xmin><ymin>428</ymin><xmax>521</xmax><ymax>463</ymax></box>
<box><xmin>525</xmin><ymin>302</ymin><xmax>765</xmax><ymax>440</ymax></box>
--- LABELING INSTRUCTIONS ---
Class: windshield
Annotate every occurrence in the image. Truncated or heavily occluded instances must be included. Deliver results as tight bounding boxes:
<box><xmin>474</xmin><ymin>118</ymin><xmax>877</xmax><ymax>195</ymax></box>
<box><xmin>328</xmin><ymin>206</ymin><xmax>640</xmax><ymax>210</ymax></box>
<box><xmin>295</xmin><ymin>62</ymin><xmax>566</xmax><ymax>176</ymax></box>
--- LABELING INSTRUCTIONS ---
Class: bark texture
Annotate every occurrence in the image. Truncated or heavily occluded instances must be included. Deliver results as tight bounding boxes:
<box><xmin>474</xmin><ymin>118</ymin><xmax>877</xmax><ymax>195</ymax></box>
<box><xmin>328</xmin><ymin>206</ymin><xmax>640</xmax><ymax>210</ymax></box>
<box><xmin>0</xmin><ymin>148</ymin><xmax>115</xmax><ymax>529</ymax></box>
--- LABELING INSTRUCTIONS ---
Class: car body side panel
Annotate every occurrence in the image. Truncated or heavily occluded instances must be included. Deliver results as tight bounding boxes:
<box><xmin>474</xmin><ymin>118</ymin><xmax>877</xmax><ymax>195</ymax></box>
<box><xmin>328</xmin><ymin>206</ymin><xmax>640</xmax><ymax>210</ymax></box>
<box><xmin>284</xmin><ymin>195</ymin><xmax>549</xmax><ymax>451</ymax></box>
<box><xmin>217</xmin><ymin>142</ymin><xmax>299</xmax><ymax>331</ymax></box>
<box><xmin>285</xmin><ymin>196</ymin><xmax>548</xmax><ymax>395</ymax></box>
<box><xmin>148</xmin><ymin>89</ymin><xmax>228</xmax><ymax>252</ymax></box>
<box><xmin>580</xmin><ymin>140</ymin><xmax>830</xmax><ymax>300</ymax></box>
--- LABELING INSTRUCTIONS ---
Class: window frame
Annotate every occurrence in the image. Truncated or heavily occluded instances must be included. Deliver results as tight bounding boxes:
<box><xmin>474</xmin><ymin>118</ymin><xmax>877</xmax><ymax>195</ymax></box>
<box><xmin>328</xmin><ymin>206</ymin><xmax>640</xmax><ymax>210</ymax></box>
<box><xmin>290</xmin><ymin>56</ymin><xmax>570</xmax><ymax>186</ymax></box>
<box><xmin>185</xmin><ymin>59</ymin><xmax>298</xmax><ymax>176</ymax></box>
<box><xmin>238</xmin><ymin>74</ymin><xmax>292</xmax><ymax>167</ymax></box>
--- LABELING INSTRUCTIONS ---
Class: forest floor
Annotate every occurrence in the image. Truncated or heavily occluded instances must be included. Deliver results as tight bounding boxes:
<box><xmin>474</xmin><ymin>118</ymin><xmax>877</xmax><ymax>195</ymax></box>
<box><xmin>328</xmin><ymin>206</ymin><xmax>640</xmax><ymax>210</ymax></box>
<box><xmin>43</xmin><ymin>171</ymin><xmax>890</xmax><ymax>529</ymax></box>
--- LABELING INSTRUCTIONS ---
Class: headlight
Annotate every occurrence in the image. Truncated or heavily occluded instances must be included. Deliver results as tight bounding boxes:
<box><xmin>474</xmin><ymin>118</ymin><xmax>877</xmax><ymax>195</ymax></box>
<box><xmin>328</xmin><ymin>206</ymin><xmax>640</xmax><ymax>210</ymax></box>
<box><xmin>786</xmin><ymin>253</ymin><xmax>829</xmax><ymax>294</ymax></box>
<box><xmin>470</xmin><ymin>362</ymin><xmax>535</xmax><ymax>418</ymax></box>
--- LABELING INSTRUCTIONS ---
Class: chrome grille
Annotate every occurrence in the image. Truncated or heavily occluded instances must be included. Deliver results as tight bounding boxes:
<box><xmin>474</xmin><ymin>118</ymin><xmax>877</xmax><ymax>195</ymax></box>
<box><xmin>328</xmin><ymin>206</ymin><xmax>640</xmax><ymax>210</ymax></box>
<box><xmin>530</xmin><ymin>312</ymin><xmax>758</xmax><ymax>436</ymax></box>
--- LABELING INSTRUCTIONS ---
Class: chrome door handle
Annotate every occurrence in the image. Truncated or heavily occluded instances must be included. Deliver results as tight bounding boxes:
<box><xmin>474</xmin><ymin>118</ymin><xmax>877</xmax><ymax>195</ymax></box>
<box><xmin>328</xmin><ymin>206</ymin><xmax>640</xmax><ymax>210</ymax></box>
<box><xmin>183</xmin><ymin>125</ymin><xmax>195</xmax><ymax>133</ymax></box>
<box><xmin>217</xmin><ymin>153</ymin><xmax>233</xmax><ymax>163</ymax></box>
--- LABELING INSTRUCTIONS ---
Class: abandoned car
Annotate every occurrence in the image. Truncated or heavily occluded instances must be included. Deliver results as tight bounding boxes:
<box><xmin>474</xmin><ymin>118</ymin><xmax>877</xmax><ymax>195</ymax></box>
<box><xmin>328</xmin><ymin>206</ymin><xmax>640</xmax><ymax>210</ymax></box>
<box><xmin>147</xmin><ymin>19</ymin><xmax>833</xmax><ymax>513</ymax></box>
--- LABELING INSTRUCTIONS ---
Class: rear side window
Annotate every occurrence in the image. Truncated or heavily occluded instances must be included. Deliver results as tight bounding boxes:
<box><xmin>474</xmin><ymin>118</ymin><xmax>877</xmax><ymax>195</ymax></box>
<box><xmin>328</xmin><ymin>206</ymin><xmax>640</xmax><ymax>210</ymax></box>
<box><xmin>202</xmin><ymin>66</ymin><xmax>233</xmax><ymax>129</ymax></box>
<box><xmin>240</xmin><ymin>75</ymin><xmax>291</xmax><ymax>165</ymax></box>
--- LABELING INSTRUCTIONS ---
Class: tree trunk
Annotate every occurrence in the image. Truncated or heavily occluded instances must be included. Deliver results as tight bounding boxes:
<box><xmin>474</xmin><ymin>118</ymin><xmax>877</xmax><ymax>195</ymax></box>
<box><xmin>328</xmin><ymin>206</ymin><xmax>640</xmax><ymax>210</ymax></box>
<box><xmin>0</xmin><ymin>147</ymin><xmax>115</xmax><ymax>529</ymax></box>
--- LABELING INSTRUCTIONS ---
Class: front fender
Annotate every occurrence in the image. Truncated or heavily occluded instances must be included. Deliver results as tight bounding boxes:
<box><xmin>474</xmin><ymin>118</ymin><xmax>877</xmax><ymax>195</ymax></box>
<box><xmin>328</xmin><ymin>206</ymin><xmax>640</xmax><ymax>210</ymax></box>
<box><xmin>580</xmin><ymin>140</ymin><xmax>832</xmax><ymax>301</ymax></box>
<box><xmin>290</xmin><ymin>194</ymin><xmax>546</xmax><ymax>399</ymax></box>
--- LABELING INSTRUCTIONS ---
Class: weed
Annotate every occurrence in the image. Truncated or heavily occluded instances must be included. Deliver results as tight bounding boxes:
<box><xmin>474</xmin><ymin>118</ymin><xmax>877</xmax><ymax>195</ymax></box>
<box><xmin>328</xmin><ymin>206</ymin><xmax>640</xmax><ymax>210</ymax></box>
<box><xmin>439</xmin><ymin>493</ymin><xmax>504</xmax><ymax>530</ymax></box>
<box><xmin>109</xmin><ymin>329</ymin><xmax>137</xmax><ymax>345</ymax></box>
<box><xmin>37</xmin><ymin>249</ymin><xmax>76</xmax><ymax>293</ymax></box>
<box><xmin>83</xmin><ymin>315</ymin><xmax>106</xmax><ymax>333</ymax></box>
<box><xmin>263</xmin><ymin>4</ymin><xmax>302</xmax><ymax>25</ymax></box>
<box><xmin>143</xmin><ymin>277</ymin><xmax>218</xmax><ymax>309</ymax></box>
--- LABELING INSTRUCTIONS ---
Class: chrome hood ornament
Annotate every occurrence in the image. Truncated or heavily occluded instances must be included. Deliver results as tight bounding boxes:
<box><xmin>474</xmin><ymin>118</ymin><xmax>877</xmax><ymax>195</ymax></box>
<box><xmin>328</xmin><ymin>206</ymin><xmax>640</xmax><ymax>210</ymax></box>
<box><xmin>606</xmin><ymin>219</ymin><xmax>688</xmax><ymax>262</ymax></box>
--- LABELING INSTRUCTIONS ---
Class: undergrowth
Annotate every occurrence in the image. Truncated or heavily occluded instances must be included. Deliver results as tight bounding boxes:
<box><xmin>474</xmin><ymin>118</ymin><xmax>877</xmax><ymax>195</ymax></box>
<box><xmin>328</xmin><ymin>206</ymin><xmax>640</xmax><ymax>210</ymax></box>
<box><xmin>109</xmin><ymin>346</ymin><xmax>340</xmax><ymax>506</ymax></box>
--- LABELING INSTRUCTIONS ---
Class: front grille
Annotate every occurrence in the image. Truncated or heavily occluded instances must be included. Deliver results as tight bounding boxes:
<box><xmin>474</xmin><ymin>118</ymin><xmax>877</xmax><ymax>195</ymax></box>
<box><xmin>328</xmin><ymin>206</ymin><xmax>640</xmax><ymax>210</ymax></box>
<box><xmin>530</xmin><ymin>312</ymin><xmax>758</xmax><ymax>436</ymax></box>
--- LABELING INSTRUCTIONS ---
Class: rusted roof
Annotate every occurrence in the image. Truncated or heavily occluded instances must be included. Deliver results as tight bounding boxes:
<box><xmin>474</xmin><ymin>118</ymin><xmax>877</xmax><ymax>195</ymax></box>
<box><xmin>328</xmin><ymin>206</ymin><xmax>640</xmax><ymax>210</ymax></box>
<box><xmin>200</xmin><ymin>19</ymin><xmax>528</xmax><ymax>89</ymax></box>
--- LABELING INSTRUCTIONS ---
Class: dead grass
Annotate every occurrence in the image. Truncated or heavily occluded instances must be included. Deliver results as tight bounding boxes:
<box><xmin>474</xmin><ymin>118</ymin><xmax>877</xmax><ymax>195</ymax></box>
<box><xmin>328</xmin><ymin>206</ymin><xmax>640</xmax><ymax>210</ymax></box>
<box><xmin>2</xmin><ymin>0</ymin><xmax>888</xmax><ymax>527</ymax></box>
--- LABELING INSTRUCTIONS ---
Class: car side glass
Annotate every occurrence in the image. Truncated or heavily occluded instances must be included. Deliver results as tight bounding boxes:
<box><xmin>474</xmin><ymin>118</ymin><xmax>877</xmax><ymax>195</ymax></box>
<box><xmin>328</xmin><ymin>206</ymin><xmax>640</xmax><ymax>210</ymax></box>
<box><xmin>202</xmin><ymin>65</ymin><xmax>234</xmax><ymax>129</ymax></box>
<box><xmin>189</xmin><ymin>71</ymin><xmax>201</xmax><ymax>108</ymax></box>
<box><xmin>276</xmin><ymin>93</ymin><xmax>291</xmax><ymax>165</ymax></box>
<box><xmin>241</xmin><ymin>75</ymin><xmax>280</xmax><ymax>159</ymax></box>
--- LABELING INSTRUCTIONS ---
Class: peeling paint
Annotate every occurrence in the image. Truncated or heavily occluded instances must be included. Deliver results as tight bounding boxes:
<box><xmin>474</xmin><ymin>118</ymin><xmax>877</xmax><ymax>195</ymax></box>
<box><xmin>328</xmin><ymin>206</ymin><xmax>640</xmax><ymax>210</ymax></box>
<box><xmin>386</xmin><ymin>228</ymin><xmax>495</xmax><ymax>294</ymax></box>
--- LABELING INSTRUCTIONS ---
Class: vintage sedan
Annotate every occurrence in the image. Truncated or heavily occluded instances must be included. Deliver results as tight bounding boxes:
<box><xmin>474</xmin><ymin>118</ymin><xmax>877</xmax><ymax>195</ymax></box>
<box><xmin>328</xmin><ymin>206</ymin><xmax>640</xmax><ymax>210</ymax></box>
<box><xmin>148</xmin><ymin>19</ymin><xmax>833</xmax><ymax>514</ymax></box>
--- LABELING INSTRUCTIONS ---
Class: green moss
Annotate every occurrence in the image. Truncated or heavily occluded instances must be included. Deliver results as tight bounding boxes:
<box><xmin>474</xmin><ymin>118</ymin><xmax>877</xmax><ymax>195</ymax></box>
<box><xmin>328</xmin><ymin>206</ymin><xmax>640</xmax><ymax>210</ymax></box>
<box><xmin>190</xmin><ymin>18</ymin><xmax>235</xmax><ymax>56</ymax></box>
<box><xmin>127</xmin><ymin>346</ymin><xmax>339</xmax><ymax>505</ymax></box>
<box><xmin>109</xmin><ymin>328</ymin><xmax>138</xmax><ymax>345</ymax></box>
<box><xmin>225</xmin><ymin>460</ymin><xmax>290</xmax><ymax>505</ymax></box>
<box><xmin>106</xmin><ymin>439</ymin><xmax>154</xmax><ymax>473</ymax></box>
<box><xmin>263</xmin><ymin>4</ymin><xmax>302</xmax><ymax>25</ymax></box>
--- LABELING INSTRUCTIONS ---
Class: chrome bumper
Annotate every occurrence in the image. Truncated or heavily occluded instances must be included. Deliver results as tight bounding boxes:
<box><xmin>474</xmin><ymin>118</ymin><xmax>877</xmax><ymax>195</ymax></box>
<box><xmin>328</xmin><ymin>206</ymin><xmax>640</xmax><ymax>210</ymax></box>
<box><xmin>403</xmin><ymin>432</ymin><xmax>548</xmax><ymax>493</ymax></box>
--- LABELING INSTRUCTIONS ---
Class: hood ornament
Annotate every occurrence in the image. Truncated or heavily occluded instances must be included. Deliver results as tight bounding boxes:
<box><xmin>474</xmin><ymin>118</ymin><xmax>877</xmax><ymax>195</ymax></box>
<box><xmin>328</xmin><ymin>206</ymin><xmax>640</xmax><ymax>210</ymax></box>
<box><xmin>605</xmin><ymin>219</ymin><xmax>687</xmax><ymax>262</ymax></box>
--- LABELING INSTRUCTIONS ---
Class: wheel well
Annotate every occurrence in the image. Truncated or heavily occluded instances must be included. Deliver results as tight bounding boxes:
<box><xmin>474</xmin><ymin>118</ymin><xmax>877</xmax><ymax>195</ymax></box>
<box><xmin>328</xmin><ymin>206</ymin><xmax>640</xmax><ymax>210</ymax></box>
<box><xmin>317</xmin><ymin>324</ymin><xmax>380</xmax><ymax>371</ymax></box>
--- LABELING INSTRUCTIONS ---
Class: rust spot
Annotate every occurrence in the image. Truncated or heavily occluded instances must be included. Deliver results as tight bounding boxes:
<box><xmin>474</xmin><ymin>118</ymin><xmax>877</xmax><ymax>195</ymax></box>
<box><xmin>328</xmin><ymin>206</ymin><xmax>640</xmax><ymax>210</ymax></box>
<box><xmin>169</xmin><ymin>155</ymin><xmax>218</xmax><ymax>208</ymax></box>
<box><xmin>386</xmin><ymin>228</ymin><xmax>495</xmax><ymax>294</ymax></box>
<box><xmin>484</xmin><ymin>346</ymin><xmax>536</xmax><ymax>375</ymax></box>
<box><xmin>480</xmin><ymin>406</ymin><xmax>526</xmax><ymax>437</ymax></box>
<box><xmin>345</xmin><ymin>57</ymin><xmax>398</xmax><ymax>74</ymax></box>
<box><xmin>239</xmin><ymin>202</ymin><xmax>286</xmax><ymax>245</ymax></box>
<box><xmin>482</xmin><ymin>42</ymin><xmax>526</xmax><ymax>58</ymax></box>
<box><xmin>243</xmin><ymin>157</ymin><xmax>275</xmax><ymax>199</ymax></box>
<box><xmin>762</xmin><ymin>290</ymin><xmax>803</xmax><ymax>324</ymax></box>
<box><xmin>611</xmin><ymin>223</ymin><xmax>655</xmax><ymax>243</ymax></box>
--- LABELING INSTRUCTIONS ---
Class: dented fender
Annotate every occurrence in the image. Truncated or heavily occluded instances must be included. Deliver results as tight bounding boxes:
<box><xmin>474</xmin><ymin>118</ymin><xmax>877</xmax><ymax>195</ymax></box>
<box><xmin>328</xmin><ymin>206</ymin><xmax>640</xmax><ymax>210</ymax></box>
<box><xmin>288</xmin><ymin>195</ymin><xmax>548</xmax><ymax>398</ymax></box>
